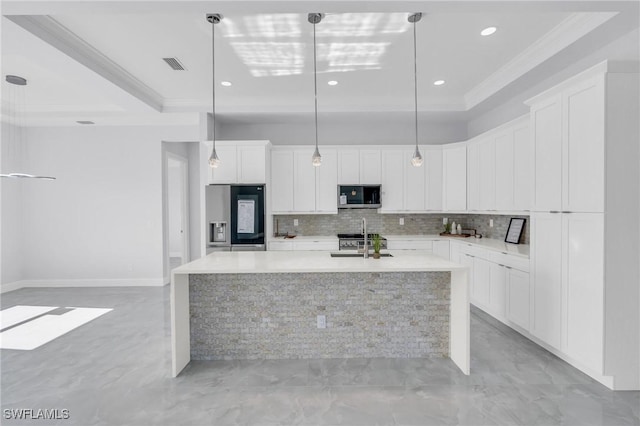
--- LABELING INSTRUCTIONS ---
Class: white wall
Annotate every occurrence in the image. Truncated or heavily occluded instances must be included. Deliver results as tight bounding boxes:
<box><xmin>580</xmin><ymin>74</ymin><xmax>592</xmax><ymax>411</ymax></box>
<box><xmin>5</xmin><ymin>124</ymin><xmax>199</xmax><ymax>289</ymax></box>
<box><xmin>1</xmin><ymin>123</ymin><xmax>26</xmax><ymax>287</ymax></box>
<box><xmin>219</xmin><ymin>113</ymin><xmax>467</xmax><ymax>146</ymax></box>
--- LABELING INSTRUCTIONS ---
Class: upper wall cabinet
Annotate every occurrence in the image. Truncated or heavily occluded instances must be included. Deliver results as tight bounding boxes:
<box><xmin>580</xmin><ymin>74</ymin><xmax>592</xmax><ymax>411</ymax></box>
<box><xmin>204</xmin><ymin>140</ymin><xmax>270</xmax><ymax>185</ymax></box>
<box><xmin>271</xmin><ymin>147</ymin><xmax>338</xmax><ymax>214</ymax></box>
<box><xmin>443</xmin><ymin>144</ymin><xmax>467</xmax><ymax>211</ymax></box>
<box><xmin>337</xmin><ymin>148</ymin><xmax>382</xmax><ymax>185</ymax></box>
<box><xmin>467</xmin><ymin>116</ymin><xmax>530</xmax><ymax>213</ymax></box>
<box><xmin>528</xmin><ymin>71</ymin><xmax>605</xmax><ymax>213</ymax></box>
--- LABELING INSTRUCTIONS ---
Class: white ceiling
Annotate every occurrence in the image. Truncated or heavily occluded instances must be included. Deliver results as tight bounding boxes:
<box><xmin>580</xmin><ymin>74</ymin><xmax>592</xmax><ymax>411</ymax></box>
<box><xmin>1</xmin><ymin>0</ymin><xmax>639</xmax><ymax>127</ymax></box>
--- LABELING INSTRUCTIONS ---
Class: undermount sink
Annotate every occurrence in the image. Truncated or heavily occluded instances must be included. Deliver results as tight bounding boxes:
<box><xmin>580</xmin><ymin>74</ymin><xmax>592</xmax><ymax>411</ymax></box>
<box><xmin>330</xmin><ymin>252</ymin><xmax>393</xmax><ymax>258</ymax></box>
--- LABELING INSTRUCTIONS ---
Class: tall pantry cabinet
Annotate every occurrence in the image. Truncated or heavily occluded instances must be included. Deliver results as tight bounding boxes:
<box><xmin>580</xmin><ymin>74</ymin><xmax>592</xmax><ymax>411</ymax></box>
<box><xmin>526</xmin><ymin>61</ymin><xmax>639</xmax><ymax>390</ymax></box>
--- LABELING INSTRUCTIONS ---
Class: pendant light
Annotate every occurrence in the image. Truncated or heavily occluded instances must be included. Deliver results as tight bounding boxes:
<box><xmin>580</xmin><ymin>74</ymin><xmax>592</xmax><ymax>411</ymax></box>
<box><xmin>409</xmin><ymin>13</ymin><xmax>424</xmax><ymax>167</ymax></box>
<box><xmin>309</xmin><ymin>13</ymin><xmax>323</xmax><ymax>167</ymax></box>
<box><xmin>1</xmin><ymin>75</ymin><xmax>55</xmax><ymax>180</ymax></box>
<box><xmin>207</xmin><ymin>13</ymin><xmax>222</xmax><ymax>168</ymax></box>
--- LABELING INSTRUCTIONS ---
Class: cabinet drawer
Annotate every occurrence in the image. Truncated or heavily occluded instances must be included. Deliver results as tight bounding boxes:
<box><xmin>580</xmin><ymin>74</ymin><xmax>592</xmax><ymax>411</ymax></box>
<box><xmin>458</xmin><ymin>242</ymin><xmax>484</xmax><ymax>258</ymax></box>
<box><xmin>294</xmin><ymin>241</ymin><xmax>338</xmax><ymax>251</ymax></box>
<box><xmin>268</xmin><ymin>241</ymin><xmax>294</xmax><ymax>251</ymax></box>
<box><xmin>488</xmin><ymin>251</ymin><xmax>529</xmax><ymax>272</ymax></box>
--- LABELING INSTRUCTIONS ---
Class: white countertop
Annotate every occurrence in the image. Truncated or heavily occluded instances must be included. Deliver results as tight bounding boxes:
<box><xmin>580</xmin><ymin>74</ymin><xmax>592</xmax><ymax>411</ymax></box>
<box><xmin>173</xmin><ymin>250</ymin><xmax>466</xmax><ymax>274</ymax></box>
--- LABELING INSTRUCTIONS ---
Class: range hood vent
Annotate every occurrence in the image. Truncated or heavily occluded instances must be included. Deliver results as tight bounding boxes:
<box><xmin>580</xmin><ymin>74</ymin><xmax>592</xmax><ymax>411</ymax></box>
<box><xmin>162</xmin><ymin>57</ymin><xmax>186</xmax><ymax>71</ymax></box>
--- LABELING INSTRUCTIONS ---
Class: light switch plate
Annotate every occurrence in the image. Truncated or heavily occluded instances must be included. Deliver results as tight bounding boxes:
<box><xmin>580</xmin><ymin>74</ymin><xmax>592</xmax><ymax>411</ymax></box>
<box><xmin>294</xmin><ymin>219</ymin><xmax>299</xmax><ymax>227</ymax></box>
<box><xmin>317</xmin><ymin>315</ymin><xmax>326</xmax><ymax>329</ymax></box>
<box><xmin>489</xmin><ymin>219</ymin><xmax>494</xmax><ymax>227</ymax></box>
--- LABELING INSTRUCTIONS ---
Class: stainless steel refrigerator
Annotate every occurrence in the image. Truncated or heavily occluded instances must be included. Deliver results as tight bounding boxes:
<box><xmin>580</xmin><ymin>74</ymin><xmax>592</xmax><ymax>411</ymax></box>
<box><xmin>205</xmin><ymin>184</ymin><xmax>266</xmax><ymax>254</ymax></box>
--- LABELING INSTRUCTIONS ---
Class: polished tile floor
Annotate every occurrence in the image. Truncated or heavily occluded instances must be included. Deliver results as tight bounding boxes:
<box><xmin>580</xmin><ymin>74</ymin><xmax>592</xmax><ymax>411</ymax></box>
<box><xmin>1</xmin><ymin>286</ymin><xmax>638</xmax><ymax>425</ymax></box>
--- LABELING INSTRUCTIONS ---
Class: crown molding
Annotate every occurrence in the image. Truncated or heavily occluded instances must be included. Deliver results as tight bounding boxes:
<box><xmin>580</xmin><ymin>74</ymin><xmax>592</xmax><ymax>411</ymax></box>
<box><xmin>7</xmin><ymin>15</ymin><xmax>165</xmax><ymax>112</ymax></box>
<box><xmin>464</xmin><ymin>11</ymin><xmax>617</xmax><ymax>110</ymax></box>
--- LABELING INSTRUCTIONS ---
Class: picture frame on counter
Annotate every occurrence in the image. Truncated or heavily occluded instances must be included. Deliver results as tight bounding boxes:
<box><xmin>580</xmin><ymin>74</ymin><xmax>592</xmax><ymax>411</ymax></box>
<box><xmin>505</xmin><ymin>218</ymin><xmax>526</xmax><ymax>244</ymax></box>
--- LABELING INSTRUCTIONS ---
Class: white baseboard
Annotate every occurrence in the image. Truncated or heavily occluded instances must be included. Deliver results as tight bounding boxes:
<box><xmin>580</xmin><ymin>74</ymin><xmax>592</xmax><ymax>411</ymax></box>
<box><xmin>1</xmin><ymin>278</ymin><xmax>166</xmax><ymax>293</ymax></box>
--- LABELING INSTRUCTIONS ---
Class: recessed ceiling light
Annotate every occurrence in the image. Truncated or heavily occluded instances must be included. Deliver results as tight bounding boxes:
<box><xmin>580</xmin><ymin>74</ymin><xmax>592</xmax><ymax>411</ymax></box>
<box><xmin>481</xmin><ymin>27</ymin><xmax>497</xmax><ymax>36</ymax></box>
<box><xmin>328</xmin><ymin>80</ymin><xmax>338</xmax><ymax>86</ymax></box>
<box><xmin>220</xmin><ymin>81</ymin><xmax>232</xmax><ymax>87</ymax></box>
<box><xmin>433</xmin><ymin>80</ymin><xmax>445</xmax><ymax>86</ymax></box>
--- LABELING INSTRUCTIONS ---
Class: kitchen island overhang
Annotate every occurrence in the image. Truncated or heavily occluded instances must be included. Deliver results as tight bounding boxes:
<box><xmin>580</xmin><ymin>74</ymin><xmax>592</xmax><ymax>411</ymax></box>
<box><xmin>171</xmin><ymin>250</ymin><xmax>470</xmax><ymax>377</ymax></box>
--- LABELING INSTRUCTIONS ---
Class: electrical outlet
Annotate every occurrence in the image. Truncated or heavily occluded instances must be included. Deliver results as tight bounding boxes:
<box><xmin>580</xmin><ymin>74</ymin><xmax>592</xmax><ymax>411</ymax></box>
<box><xmin>317</xmin><ymin>315</ymin><xmax>326</xmax><ymax>329</ymax></box>
<box><xmin>443</xmin><ymin>217</ymin><xmax>448</xmax><ymax>225</ymax></box>
<box><xmin>294</xmin><ymin>219</ymin><xmax>299</xmax><ymax>227</ymax></box>
<box><xmin>489</xmin><ymin>219</ymin><xmax>494</xmax><ymax>227</ymax></box>
<box><xmin>399</xmin><ymin>218</ymin><xmax>404</xmax><ymax>225</ymax></box>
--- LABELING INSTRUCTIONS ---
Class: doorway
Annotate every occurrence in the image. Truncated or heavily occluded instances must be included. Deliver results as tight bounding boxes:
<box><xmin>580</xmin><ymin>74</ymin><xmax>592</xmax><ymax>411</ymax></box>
<box><xmin>167</xmin><ymin>153</ymin><xmax>189</xmax><ymax>268</ymax></box>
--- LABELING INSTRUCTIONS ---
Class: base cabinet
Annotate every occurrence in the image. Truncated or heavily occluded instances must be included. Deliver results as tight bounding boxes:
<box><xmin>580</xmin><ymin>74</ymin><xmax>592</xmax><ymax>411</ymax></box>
<box><xmin>506</xmin><ymin>267</ymin><xmax>530</xmax><ymax>331</ymax></box>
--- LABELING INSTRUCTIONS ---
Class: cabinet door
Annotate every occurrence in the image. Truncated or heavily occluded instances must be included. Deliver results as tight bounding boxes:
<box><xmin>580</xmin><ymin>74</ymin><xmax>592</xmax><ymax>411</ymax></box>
<box><xmin>506</xmin><ymin>267</ymin><xmax>530</xmax><ymax>331</ymax></box>
<box><xmin>238</xmin><ymin>145</ymin><xmax>266</xmax><ymax>183</ymax></box>
<box><xmin>531</xmin><ymin>212</ymin><xmax>562</xmax><ymax>349</ymax></box>
<box><xmin>405</xmin><ymin>149</ymin><xmax>426</xmax><ymax>211</ymax></box>
<box><xmin>316</xmin><ymin>149</ymin><xmax>338</xmax><ymax>213</ymax></box>
<box><xmin>489</xmin><ymin>262</ymin><xmax>506</xmax><ymax>319</ymax></box>
<box><xmin>433</xmin><ymin>240</ymin><xmax>450</xmax><ymax>260</ymax></box>
<box><xmin>564</xmin><ymin>213</ymin><xmax>604</xmax><ymax>372</ymax></box>
<box><xmin>425</xmin><ymin>148</ymin><xmax>443</xmax><ymax>210</ymax></box>
<box><xmin>495</xmin><ymin>132</ymin><xmax>515</xmax><ymax>211</ymax></box>
<box><xmin>479</xmin><ymin>139</ymin><xmax>496</xmax><ymax>211</ymax></box>
<box><xmin>443</xmin><ymin>146</ymin><xmax>467</xmax><ymax>211</ymax></box>
<box><xmin>466</xmin><ymin>143</ymin><xmax>480</xmax><ymax>211</ymax></box>
<box><xmin>293</xmin><ymin>151</ymin><xmax>316</xmax><ymax>212</ymax></box>
<box><xmin>380</xmin><ymin>150</ymin><xmax>405</xmax><ymax>211</ymax></box>
<box><xmin>532</xmin><ymin>95</ymin><xmax>562</xmax><ymax>211</ymax></box>
<box><xmin>338</xmin><ymin>149</ymin><xmax>359</xmax><ymax>184</ymax></box>
<box><xmin>472</xmin><ymin>257</ymin><xmax>491</xmax><ymax>309</ymax></box>
<box><xmin>359</xmin><ymin>150</ymin><xmax>382</xmax><ymax>184</ymax></box>
<box><xmin>209</xmin><ymin>145</ymin><xmax>237</xmax><ymax>184</ymax></box>
<box><xmin>513</xmin><ymin>124</ymin><xmax>531</xmax><ymax>211</ymax></box>
<box><xmin>270</xmin><ymin>150</ymin><xmax>294</xmax><ymax>212</ymax></box>
<box><xmin>563</xmin><ymin>77</ymin><xmax>605</xmax><ymax>213</ymax></box>
<box><xmin>460</xmin><ymin>253</ymin><xmax>475</xmax><ymax>298</ymax></box>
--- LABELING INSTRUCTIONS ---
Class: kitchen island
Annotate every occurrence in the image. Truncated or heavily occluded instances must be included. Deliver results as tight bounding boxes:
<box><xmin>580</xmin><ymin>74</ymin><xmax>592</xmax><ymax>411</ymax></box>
<box><xmin>171</xmin><ymin>250</ymin><xmax>469</xmax><ymax>377</ymax></box>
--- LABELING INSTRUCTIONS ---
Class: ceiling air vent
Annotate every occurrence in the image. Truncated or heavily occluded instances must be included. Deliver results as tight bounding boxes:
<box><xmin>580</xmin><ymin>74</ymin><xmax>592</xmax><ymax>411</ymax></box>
<box><xmin>76</xmin><ymin>120</ymin><xmax>95</xmax><ymax>125</ymax></box>
<box><xmin>162</xmin><ymin>57</ymin><xmax>186</xmax><ymax>71</ymax></box>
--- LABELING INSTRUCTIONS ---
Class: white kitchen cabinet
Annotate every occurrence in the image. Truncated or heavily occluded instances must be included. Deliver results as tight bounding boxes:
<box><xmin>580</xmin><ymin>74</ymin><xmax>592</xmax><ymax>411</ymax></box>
<box><xmin>506</xmin><ymin>267</ymin><xmax>530</xmax><ymax>331</ymax></box>
<box><xmin>531</xmin><ymin>212</ymin><xmax>563</xmax><ymax>350</ymax></box>
<box><xmin>268</xmin><ymin>240</ymin><xmax>294</xmax><ymax>251</ymax></box>
<box><xmin>206</xmin><ymin>141</ymin><xmax>269</xmax><ymax>184</ymax></box>
<box><xmin>479</xmin><ymin>139</ymin><xmax>496</xmax><ymax>211</ymax></box>
<box><xmin>405</xmin><ymin>149</ymin><xmax>426</xmax><ymax>211</ymax></box>
<box><xmin>489</xmin><ymin>262</ymin><xmax>506</xmax><ymax>319</ymax></box>
<box><xmin>472</xmin><ymin>256</ymin><xmax>491</xmax><ymax>309</ymax></box>
<box><xmin>270</xmin><ymin>150</ymin><xmax>294</xmax><ymax>213</ymax></box>
<box><xmin>359</xmin><ymin>150</ymin><xmax>382</xmax><ymax>184</ymax></box>
<box><xmin>315</xmin><ymin>149</ymin><xmax>338</xmax><ymax>213</ymax></box>
<box><xmin>466</xmin><ymin>142</ymin><xmax>480</xmax><ymax>211</ymax></box>
<box><xmin>337</xmin><ymin>150</ymin><xmax>359</xmax><ymax>184</ymax></box>
<box><xmin>293</xmin><ymin>240</ymin><xmax>339</xmax><ymax>251</ymax></box>
<box><xmin>563</xmin><ymin>213</ymin><xmax>604</xmax><ymax>373</ymax></box>
<box><xmin>494</xmin><ymin>132</ymin><xmax>514</xmax><ymax>211</ymax></box>
<box><xmin>293</xmin><ymin>151</ymin><xmax>316</xmax><ymax>212</ymax></box>
<box><xmin>562</xmin><ymin>77</ymin><xmax>605</xmax><ymax>213</ymax></box>
<box><xmin>531</xmin><ymin>95</ymin><xmax>563</xmax><ymax>212</ymax></box>
<box><xmin>209</xmin><ymin>144</ymin><xmax>237</xmax><ymax>184</ymax></box>
<box><xmin>443</xmin><ymin>145</ymin><xmax>467</xmax><ymax>211</ymax></box>
<box><xmin>512</xmin><ymin>124</ymin><xmax>531</xmax><ymax>211</ymax></box>
<box><xmin>238</xmin><ymin>145</ymin><xmax>267</xmax><ymax>183</ymax></box>
<box><xmin>433</xmin><ymin>240</ymin><xmax>450</xmax><ymax>260</ymax></box>
<box><xmin>425</xmin><ymin>147</ymin><xmax>443</xmax><ymax>210</ymax></box>
<box><xmin>386</xmin><ymin>239</ymin><xmax>433</xmax><ymax>251</ymax></box>
<box><xmin>380</xmin><ymin>149</ymin><xmax>405</xmax><ymax>212</ymax></box>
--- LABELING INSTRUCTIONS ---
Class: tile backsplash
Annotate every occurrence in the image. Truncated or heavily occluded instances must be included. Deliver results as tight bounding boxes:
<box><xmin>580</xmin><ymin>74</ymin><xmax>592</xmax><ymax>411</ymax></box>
<box><xmin>274</xmin><ymin>211</ymin><xmax>530</xmax><ymax>244</ymax></box>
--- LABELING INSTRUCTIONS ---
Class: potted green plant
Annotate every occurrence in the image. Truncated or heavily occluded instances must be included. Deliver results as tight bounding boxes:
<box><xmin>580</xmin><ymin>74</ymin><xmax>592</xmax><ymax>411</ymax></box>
<box><xmin>372</xmin><ymin>234</ymin><xmax>382</xmax><ymax>259</ymax></box>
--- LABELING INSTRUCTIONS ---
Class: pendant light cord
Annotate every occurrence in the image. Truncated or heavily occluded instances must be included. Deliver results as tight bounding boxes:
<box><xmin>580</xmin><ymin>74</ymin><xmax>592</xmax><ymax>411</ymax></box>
<box><xmin>313</xmin><ymin>20</ymin><xmax>319</xmax><ymax>153</ymax></box>
<box><xmin>211</xmin><ymin>17</ymin><xmax>217</xmax><ymax>150</ymax></box>
<box><xmin>413</xmin><ymin>19</ymin><xmax>419</xmax><ymax>151</ymax></box>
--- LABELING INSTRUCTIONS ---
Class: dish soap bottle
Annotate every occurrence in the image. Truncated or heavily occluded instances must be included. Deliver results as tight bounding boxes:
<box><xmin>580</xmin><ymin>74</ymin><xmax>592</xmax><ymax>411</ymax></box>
<box><xmin>451</xmin><ymin>221</ymin><xmax>457</xmax><ymax>235</ymax></box>
<box><xmin>457</xmin><ymin>224</ymin><xmax>462</xmax><ymax>235</ymax></box>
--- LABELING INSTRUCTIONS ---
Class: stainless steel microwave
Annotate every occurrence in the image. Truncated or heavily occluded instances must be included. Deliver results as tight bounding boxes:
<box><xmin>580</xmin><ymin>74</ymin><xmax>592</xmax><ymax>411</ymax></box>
<box><xmin>337</xmin><ymin>185</ymin><xmax>381</xmax><ymax>209</ymax></box>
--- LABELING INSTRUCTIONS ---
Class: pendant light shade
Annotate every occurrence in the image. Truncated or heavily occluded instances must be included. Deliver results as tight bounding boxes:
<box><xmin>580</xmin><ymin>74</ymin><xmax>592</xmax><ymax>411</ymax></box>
<box><xmin>409</xmin><ymin>13</ymin><xmax>424</xmax><ymax>167</ymax></box>
<box><xmin>309</xmin><ymin>13</ymin><xmax>323</xmax><ymax>167</ymax></box>
<box><xmin>207</xmin><ymin>13</ymin><xmax>222</xmax><ymax>168</ymax></box>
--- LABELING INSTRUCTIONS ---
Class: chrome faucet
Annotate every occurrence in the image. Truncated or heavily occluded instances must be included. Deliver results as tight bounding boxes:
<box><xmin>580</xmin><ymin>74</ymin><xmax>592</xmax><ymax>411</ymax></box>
<box><xmin>362</xmin><ymin>217</ymin><xmax>369</xmax><ymax>258</ymax></box>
